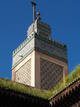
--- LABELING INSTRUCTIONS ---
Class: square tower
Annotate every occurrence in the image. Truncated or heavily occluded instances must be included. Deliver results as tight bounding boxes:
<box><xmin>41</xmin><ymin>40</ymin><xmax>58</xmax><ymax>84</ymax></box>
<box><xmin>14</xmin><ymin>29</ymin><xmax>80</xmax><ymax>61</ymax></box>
<box><xmin>12</xmin><ymin>17</ymin><xmax>68</xmax><ymax>90</ymax></box>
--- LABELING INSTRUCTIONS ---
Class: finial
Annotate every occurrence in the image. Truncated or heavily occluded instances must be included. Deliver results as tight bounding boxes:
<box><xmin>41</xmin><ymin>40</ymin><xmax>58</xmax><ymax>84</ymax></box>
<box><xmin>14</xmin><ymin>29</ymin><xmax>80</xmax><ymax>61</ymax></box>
<box><xmin>31</xmin><ymin>1</ymin><xmax>36</xmax><ymax>6</ymax></box>
<box><xmin>31</xmin><ymin>1</ymin><xmax>36</xmax><ymax>24</ymax></box>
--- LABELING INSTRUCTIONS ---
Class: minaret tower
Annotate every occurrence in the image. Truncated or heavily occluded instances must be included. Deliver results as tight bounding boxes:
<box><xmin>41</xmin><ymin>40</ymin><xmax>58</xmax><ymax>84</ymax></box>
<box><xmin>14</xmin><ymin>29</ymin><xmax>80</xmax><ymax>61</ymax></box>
<box><xmin>12</xmin><ymin>2</ymin><xmax>68</xmax><ymax>90</ymax></box>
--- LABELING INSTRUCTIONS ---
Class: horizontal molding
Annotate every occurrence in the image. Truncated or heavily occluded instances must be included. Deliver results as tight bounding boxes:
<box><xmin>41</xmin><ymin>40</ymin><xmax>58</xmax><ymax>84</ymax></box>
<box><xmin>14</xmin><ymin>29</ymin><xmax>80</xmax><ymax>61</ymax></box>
<box><xmin>12</xmin><ymin>46</ymin><xmax>68</xmax><ymax>70</ymax></box>
<box><xmin>12</xmin><ymin>48</ymin><xmax>35</xmax><ymax>69</ymax></box>
<box><xmin>13</xmin><ymin>35</ymin><xmax>35</xmax><ymax>57</ymax></box>
<box><xmin>35</xmin><ymin>48</ymin><xmax>68</xmax><ymax>63</ymax></box>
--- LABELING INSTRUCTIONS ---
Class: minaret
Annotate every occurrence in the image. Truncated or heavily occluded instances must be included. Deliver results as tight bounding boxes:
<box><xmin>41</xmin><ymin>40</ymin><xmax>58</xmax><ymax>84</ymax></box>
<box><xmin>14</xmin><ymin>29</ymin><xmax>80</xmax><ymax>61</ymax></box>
<box><xmin>12</xmin><ymin>2</ymin><xmax>68</xmax><ymax>90</ymax></box>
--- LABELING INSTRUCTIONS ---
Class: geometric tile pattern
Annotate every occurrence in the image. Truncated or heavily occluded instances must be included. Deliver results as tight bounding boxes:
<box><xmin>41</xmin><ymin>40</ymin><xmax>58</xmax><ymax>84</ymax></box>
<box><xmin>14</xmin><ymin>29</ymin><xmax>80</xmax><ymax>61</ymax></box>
<box><xmin>40</xmin><ymin>58</ymin><xmax>63</xmax><ymax>90</ymax></box>
<box><xmin>15</xmin><ymin>59</ymin><xmax>31</xmax><ymax>86</ymax></box>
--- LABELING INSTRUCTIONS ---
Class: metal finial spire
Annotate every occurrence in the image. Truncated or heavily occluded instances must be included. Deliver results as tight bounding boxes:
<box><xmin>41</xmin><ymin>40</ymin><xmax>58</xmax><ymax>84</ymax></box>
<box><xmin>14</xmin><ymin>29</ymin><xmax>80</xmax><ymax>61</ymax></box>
<box><xmin>31</xmin><ymin>1</ymin><xmax>36</xmax><ymax>24</ymax></box>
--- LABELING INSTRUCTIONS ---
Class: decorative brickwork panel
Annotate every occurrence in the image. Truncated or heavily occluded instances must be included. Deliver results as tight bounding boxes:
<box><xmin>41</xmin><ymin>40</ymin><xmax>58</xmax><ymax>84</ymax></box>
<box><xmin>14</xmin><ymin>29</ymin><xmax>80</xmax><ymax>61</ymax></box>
<box><xmin>15</xmin><ymin>59</ymin><xmax>31</xmax><ymax>86</ymax></box>
<box><xmin>40</xmin><ymin>58</ymin><xmax>63</xmax><ymax>89</ymax></box>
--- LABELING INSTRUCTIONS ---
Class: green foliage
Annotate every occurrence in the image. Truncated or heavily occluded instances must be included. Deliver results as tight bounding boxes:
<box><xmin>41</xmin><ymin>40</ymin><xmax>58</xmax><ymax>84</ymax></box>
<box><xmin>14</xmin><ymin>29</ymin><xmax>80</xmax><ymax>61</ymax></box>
<box><xmin>0</xmin><ymin>78</ymin><xmax>52</xmax><ymax>100</ymax></box>
<box><xmin>70</xmin><ymin>65</ymin><xmax>80</xmax><ymax>81</ymax></box>
<box><xmin>0</xmin><ymin>65</ymin><xmax>80</xmax><ymax>100</ymax></box>
<box><xmin>49</xmin><ymin>65</ymin><xmax>80</xmax><ymax>99</ymax></box>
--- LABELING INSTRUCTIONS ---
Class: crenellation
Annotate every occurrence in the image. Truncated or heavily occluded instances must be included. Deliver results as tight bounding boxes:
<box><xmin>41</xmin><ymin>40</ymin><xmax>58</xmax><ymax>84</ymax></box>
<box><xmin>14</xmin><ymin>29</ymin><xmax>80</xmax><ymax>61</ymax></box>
<box><xmin>35</xmin><ymin>36</ymin><xmax>68</xmax><ymax>62</ymax></box>
<box><xmin>13</xmin><ymin>35</ymin><xmax>35</xmax><ymax>56</ymax></box>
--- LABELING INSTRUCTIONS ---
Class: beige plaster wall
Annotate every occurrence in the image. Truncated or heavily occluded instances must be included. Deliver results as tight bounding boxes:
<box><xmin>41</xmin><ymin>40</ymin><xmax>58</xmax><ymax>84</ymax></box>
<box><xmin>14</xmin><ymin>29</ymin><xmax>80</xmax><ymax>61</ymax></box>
<box><xmin>12</xmin><ymin>51</ymin><xmax>35</xmax><ymax>87</ymax></box>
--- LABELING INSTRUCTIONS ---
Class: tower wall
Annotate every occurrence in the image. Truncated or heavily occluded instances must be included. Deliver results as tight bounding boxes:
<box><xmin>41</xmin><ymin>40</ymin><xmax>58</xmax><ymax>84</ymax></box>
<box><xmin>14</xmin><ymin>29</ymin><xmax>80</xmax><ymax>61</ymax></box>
<box><xmin>12</xmin><ymin>51</ymin><xmax>35</xmax><ymax>87</ymax></box>
<box><xmin>35</xmin><ymin>51</ymin><xmax>68</xmax><ymax>89</ymax></box>
<box><xmin>12</xmin><ymin>16</ymin><xmax>68</xmax><ymax>89</ymax></box>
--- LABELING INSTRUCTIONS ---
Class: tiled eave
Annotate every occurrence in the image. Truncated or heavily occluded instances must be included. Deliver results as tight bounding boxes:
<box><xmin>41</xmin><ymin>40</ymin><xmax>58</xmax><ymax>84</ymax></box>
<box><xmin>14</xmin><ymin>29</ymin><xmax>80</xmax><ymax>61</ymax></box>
<box><xmin>49</xmin><ymin>78</ymin><xmax>80</xmax><ymax>106</ymax></box>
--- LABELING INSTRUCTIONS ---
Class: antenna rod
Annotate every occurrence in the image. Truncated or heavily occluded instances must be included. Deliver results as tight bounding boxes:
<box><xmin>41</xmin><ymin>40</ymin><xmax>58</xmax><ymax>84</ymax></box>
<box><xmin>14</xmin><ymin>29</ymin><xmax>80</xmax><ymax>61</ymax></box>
<box><xmin>31</xmin><ymin>1</ymin><xmax>36</xmax><ymax>24</ymax></box>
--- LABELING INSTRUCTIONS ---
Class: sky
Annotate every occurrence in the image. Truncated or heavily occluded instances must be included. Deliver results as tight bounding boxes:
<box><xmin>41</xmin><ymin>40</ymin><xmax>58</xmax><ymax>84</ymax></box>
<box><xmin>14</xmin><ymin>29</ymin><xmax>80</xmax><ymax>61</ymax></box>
<box><xmin>0</xmin><ymin>0</ymin><xmax>80</xmax><ymax>80</ymax></box>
